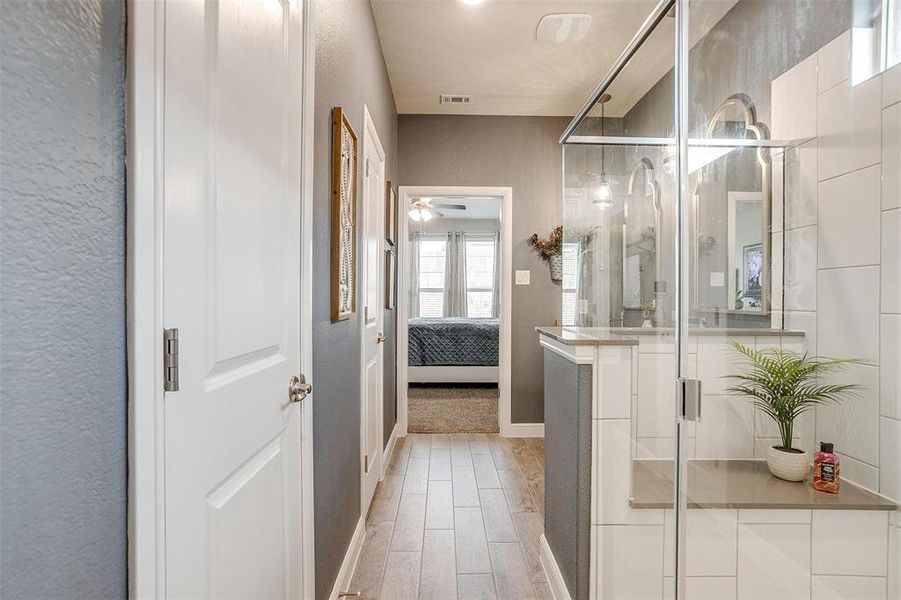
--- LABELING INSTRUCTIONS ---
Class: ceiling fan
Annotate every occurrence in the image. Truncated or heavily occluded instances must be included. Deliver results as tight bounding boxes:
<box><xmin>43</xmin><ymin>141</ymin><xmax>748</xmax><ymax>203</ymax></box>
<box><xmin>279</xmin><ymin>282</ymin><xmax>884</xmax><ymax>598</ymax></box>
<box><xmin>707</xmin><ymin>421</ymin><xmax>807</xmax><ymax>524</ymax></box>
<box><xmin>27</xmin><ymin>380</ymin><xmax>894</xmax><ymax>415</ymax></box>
<box><xmin>408</xmin><ymin>196</ymin><xmax>467</xmax><ymax>221</ymax></box>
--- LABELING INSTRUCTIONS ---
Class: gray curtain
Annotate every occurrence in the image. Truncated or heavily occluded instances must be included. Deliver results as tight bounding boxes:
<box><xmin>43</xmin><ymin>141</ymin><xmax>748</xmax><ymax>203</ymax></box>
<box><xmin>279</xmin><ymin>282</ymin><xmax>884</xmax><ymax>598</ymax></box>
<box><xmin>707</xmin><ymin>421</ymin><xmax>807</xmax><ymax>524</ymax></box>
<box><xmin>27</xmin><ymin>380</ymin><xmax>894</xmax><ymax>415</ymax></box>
<box><xmin>409</xmin><ymin>233</ymin><xmax>421</xmax><ymax>318</ymax></box>
<box><xmin>444</xmin><ymin>232</ymin><xmax>467</xmax><ymax>317</ymax></box>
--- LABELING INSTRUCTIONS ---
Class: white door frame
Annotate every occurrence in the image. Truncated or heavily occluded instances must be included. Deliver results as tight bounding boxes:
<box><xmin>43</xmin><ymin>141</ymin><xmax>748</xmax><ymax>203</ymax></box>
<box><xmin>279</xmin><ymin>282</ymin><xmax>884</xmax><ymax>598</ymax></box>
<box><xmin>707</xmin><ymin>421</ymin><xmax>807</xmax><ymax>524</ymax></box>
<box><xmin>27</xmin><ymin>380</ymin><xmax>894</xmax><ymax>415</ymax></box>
<box><xmin>359</xmin><ymin>105</ymin><xmax>386</xmax><ymax>512</ymax></box>
<box><xmin>125</xmin><ymin>1</ymin><xmax>317</xmax><ymax>597</ymax></box>
<box><xmin>396</xmin><ymin>186</ymin><xmax>519</xmax><ymax>437</ymax></box>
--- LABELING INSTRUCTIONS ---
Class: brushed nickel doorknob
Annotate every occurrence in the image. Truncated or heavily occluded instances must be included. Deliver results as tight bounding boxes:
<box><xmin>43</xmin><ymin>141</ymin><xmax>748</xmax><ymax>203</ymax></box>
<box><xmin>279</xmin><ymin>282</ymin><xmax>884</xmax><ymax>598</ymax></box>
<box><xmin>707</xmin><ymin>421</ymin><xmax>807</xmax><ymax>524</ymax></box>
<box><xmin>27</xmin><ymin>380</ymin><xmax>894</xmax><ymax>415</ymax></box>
<box><xmin>376</xmin><ymin>332</ymin><xmax>386</xmax><ymax>344</ymax></box>
<box><xmin>288</xmin><ymin>374</ymin><xmax>312</xmax><ymax>403</ymax></box>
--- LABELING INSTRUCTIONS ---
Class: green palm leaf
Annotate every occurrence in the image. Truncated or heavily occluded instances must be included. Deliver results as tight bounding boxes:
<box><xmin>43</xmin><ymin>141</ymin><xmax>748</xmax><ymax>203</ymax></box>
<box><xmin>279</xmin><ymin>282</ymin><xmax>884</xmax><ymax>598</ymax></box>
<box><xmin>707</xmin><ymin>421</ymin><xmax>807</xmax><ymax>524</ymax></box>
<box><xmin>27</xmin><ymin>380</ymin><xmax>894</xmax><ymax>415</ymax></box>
<box><xmin>724</xmin><ymin>341</ymin><xmax>862</xmax><ymax>450</ymax></box>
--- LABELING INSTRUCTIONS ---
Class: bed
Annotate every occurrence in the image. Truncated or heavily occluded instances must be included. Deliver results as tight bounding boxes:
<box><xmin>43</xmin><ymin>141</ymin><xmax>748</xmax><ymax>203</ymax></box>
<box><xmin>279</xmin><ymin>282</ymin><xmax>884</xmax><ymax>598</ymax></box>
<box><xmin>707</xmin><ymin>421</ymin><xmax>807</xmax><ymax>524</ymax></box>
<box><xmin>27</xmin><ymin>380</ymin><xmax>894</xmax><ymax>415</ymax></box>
<box><xmin>408</xmin><ymin>317</ymin><xmax>499</xmax><ymax>383</ymax></box>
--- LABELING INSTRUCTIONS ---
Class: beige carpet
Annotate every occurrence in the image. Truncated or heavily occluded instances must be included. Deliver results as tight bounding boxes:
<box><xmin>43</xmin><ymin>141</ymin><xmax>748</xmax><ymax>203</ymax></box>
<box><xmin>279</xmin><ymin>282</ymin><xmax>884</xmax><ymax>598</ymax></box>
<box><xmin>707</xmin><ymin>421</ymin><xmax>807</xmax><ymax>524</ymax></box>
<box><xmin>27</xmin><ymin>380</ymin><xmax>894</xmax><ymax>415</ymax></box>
<box><xmin>407</xmin><ymin>385</ymin><xmax>499</xmax><ymax>433</ymax></box>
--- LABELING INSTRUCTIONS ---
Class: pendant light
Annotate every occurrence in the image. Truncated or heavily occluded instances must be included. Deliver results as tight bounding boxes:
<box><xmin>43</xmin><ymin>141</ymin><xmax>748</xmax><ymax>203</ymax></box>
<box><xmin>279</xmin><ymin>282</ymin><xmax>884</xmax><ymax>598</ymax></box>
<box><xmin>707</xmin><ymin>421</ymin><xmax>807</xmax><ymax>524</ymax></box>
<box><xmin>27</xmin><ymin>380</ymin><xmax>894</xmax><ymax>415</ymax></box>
<box><xmin>593</xmin><ymin>93</ymin><xmax>613</xmax><ymax>209</ymax></box>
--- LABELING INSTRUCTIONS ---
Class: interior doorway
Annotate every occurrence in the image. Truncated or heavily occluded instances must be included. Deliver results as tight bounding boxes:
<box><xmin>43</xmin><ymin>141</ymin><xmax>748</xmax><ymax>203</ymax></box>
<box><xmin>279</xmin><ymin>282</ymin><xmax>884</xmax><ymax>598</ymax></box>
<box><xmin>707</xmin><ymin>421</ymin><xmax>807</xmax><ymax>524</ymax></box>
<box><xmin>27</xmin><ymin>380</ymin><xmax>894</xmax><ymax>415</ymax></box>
<box><xmin>397</xmin><ymin>186</ymin><xmax>513</xmax><ymax>436</ymax></box>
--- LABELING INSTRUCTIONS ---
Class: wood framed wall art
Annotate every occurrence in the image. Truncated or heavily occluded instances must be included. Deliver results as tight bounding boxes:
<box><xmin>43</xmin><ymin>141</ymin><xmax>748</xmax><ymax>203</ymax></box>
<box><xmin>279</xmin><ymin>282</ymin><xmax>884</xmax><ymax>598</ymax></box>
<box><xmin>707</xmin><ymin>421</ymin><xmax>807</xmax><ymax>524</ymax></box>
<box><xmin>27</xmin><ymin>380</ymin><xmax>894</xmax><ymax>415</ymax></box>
<box><xmin>331</xmin><ymin>107</ymin><xmax>358</xmax><ymax>321</ymax></box>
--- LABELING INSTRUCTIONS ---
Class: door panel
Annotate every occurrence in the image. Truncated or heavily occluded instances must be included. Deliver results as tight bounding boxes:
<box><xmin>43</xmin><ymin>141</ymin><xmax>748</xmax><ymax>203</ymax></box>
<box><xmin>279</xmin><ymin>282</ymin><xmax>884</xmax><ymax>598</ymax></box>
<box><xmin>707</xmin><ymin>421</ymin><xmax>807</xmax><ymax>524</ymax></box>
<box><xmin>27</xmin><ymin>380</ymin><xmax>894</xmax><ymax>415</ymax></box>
<box><xmin>162</xmin><ymin>1</ymin><xmax>304</xmax><ymax>598</ymax></box>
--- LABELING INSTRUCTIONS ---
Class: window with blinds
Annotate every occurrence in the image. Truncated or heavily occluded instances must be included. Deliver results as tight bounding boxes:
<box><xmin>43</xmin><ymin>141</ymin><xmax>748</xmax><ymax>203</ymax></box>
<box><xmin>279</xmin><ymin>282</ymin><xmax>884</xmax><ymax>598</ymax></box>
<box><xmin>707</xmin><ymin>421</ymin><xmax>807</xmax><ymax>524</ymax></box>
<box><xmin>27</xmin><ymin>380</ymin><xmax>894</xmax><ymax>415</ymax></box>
<box><xmin>465</xmin><ymin>237</ymin><xmax>496</xmax><ymax>318</ymax></box>
<box><xmin>562</xmin><ymin>242</ymin><xmax>579</xmax><ymax>326</ymax></box>
<box><xmin>418</xmin><ymin>238</ymin><xmax>446</xmax><ymax>317</ymax></box>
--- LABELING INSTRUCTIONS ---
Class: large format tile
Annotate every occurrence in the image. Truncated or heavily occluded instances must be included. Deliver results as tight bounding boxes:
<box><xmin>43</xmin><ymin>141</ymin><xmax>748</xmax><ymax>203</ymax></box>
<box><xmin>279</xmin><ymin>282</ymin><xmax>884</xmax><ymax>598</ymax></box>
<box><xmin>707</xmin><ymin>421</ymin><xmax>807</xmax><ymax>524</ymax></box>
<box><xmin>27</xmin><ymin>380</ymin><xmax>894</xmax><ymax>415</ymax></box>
<box><xmin>687</xmin><ymin>577</ymin><xmax>737</xmax><ymax>600</ymax></box>
<box><xmin>498</xmin><ymin>468</ymin><xmax>536</xmax><ymax>513</ymax></box>
<box><xmin>818</xmin><ymin>31</ymin><xmax>851</xmax><ymax>93</ymax></box>
<box><xmin>883</xmin><ymin>209</ymin><xmax>901</xmax><ymax>312</ymax></box>
<box><xmin>390</xmin><ymin>494</ymin><xmax>427</xmax><ymax>552</ymax></box>
<box><xmin>457</xmin><ymin>574</ymin><xmax>497</xmax><ymax>600</ymax></box>
<box><xmin>813</xmin><ymin>510</ymin><xmax>889</xmax><ymax>576</ymax></box>
<box><xmin>697</xmin><ymin>336</ymin><xmax>755</xmax><ymax>396</ymax></box>
<box><xmin>816</xmin><ymin>363</ymin><xmax>880</xmax><ymax>466</ymax></box>
<box><xmin>773</xmin><ymin>53</ymin><xmax>818</xmax><ymax>140</ymax></box>
<box><xmin>350</xmin><ymin>520</ymin><xmax>396</xmax><ymax>600</ymax></box>
<box><xmin>836</xmin><ymin>451</ymin><xmax>880</xmax><ymax>491</ymax></box>
<box><xmin>370</xmin><ymin>474</ymin><xmax>405</xmax><ymax>522</ymax></box>
<box><xmin>885</xmin><ymin>103</ymin><xmax>901</xmax><ymax>211</ymax></box>
<box><xmin>513</xmin><ymin>511</ymin><xmax>546</xmax><ymax>584</ymax></box>
<box><xmin>785</xmin><ymin>311</ymin><xmax>817</xmax><ymax>355</ymax></box>
<box><xmin>403</xmin><ymin>457</ymin><xmax>430</xmax><ymax>495</ymax></box>
<box><xmin>686</xmin><ymin>510</ymin><xmax>738</xmax><ymax>577</ymax></box>
<box><xmin>597</xmin><ymin>419</ymin><xmax>664</xmax><ymax>525</ymax></box>
<box><xmin>812</xmin><ymin>575</ymin><xmax>888</xmax><ymax>600</ymax></box>
<box><xmin>596</xmin><ymin>524</ymin><xmax>665</xmax><ymax>600</ymax></box>
<box><xmin>488</xmin><ymin>543</ymin><xmax>536</xmax><ymax>600</ymax></box>
<box><xmin>817</xmin><ymin>266</ymin><xmax>880</xmax><ymax>363</ymax></box>
<box><xmin>695</xmin><ymin>396</ymin><xmax>755</xmax><ymax>459</ymax></box>
<box><xmin>785</xmin><ymin>225</ymin><xmax>817</xmax><ymax>310</ymax></box>
<box><xmin>737</xmin><ymin>523</ymin><xmax>811</xmax><ymax>600</ymax></box>
<box><xmin>452</xmin><ymin>466</ymin><xmax>480</xmax><ymax>508</ymax></box>
<box><xmin>429</xmin><ymin>447</ymin><xmax>452</xmax><ymax>481</ymax></box>
<box><xmin>881</xmin><ymin>417</ymin><xmax>901</xmax><ymax>503</ymax></box>
<box><xmin>480</xmin><ymin>488</ymin><xmax>518</xmax><ymax>543</ymax></box>
<box><xmin>818</xmin><ymin>75</ymin><xmax>882</xmax><ymax>181</ymax></box>
<box><xmin>818</xmin><ymin>165</ymin><xmax>881</xmax><ymax>269</ymax></box>
<box><xmin>785</xmin><ymin>140</ymin><xmax>818</xmax><ymax>230</ymax></box>
<box><xmin>885</xmin><ymin>62</ymin><xmax>901</xmax><ymax>107</ymax></box>
<box><xmin>472</xmin><ymin>453</ymin><xmax>502</xmax><ymax>489</ymax></box>
<box><xmin>419</xmin><ymin>529</ymin><xmax>457</xmax><ymax>600</ymax></box>
<box><xmin>454</xmin><ymin>507</ymin><xmax>492</xmax><ymax>574</ymax></box>
<box><xmin>637</xmin><ymin>353</ymin><xmax>676</xmax><ymax>438</ymax></box>
<box><xmin>883</xmin><ymin>315</ymin><xmax>901</xmax><ymax>420</ymax></box>
<box><xmin>381</xmin><ymin>551</ymin><xmax>422</xmax><ymax>600</ymax></box>
<box><xmin>425</xmin><ymin>480</ymin><xmax>454</xmax><ymax>530</ymax></box>
<box><xmin>597</xmin><ymin>346</ymin><xmax>633</xmax><ymax>419</ymax></box>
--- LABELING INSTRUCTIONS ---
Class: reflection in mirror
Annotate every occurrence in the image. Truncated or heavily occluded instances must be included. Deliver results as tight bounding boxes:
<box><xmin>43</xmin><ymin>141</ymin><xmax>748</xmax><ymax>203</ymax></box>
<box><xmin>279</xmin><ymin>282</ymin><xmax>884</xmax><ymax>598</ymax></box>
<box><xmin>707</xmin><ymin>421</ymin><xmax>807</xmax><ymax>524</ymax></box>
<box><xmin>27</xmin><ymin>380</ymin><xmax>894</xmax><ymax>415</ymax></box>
<box><xmin>622</xmin><ymin>158</ymin><xmax>662</xmax><ymax>326</ymax></box>
<box><xmin>690</xmin><ymin>94</ymin><xmax>775</xmax><ymax>318</ymax></box>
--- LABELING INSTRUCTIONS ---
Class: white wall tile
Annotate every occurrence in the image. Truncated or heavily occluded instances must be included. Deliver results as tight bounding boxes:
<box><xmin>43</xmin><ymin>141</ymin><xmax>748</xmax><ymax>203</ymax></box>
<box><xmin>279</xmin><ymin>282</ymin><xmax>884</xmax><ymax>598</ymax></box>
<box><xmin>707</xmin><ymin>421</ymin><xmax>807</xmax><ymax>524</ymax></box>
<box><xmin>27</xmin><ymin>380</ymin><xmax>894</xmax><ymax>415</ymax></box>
<box><xmin>596</xmin><ymin>524</ymin><xmax>664</xmax><ymax>600</ymax></box>
<box><xmin>697</xmin><ymin>336</ymin><xmax>755</xmax><ymax>396</ymax></box>
<box><xmin>597</xmin><ymin>346</ymin><xmax>632</xmax><ymax>419</ymax></box>
<box><xmin>695</xmin><ymin>396</ymin><xmax>755</xmax><ymax>459</ymax></box>
<box><xmin>836</xmin><ymin>451</ymin><xmax>880</xmax><ymax>491</ymax></box>
<box><xmin>785</xmin><ymin>140</ymin><xmax>819</xmax><ymax>230</ymax></box>
<box><xmin>819</xmin><ymin>32</ymin><xmax>851</xmax><ymax>93</ymax></box>
<box><xmin>637</xmin><ymin>353</ymin><xmax>676</xmax><ymax>438</ymax></box>
<box><xmin>773</xmin><ymin>231</ymin><xmax>784</xmax><ymax>311</ymax></box>
<box><xmin>883</xmin><ymin>315</ymin><xmax>901</xmax><ymax>420</ymax></box>
<box><xmin>885</xmin><ymin>62</ymin><xmax>901</xmax><ymax>108</ymax></box>
<box><xmin>687</xmin><ymin>577</ymin><xmax>737</xmax><ymax>600</ymax></box>
<box><xmin>889</xmin><ymin>524</ymin><xmax>901</xmax><ymax>600</ymax></box>
<box><xmin>785</xmin><ymin>226</ymin><xmax>818</xmax><ymax>310</ymax></box>
<box><xmin>685</xmin><ymin>510</ymin><xmax>738</xmax><ymax>576</ymax></box>
<box><xmin>774</xmin><ymin>149</ymin><xmax>785</xmax><ymax>233</ymax></box>
<box><xmin>880</xmin><ymin>417</ymin><xmax>901</xmax><ymax>502</ymax></box>
<box><xmin>817</xmin><ymin>363</ymin><xmax>880</xmax><ymax>466</ymax></box>
<box><xmin>818</xmin><ymin>76</ymin><xmax>882</xmax><ymax>181</ymax></box>
<box><xmin>738</xmin><ymin>509</ymin><xmax>811</xmax><ymax>524</ymax></box>
<box><xmin>812</xmin><ymin>510</ymin><xmax>889</xmax><ymax>576</ymax></box>
<box><xmin>818</xmin><ymin>165</ymin><xmax>881</xmax><ymax>269</ymax></box>
<box><xmin>812</xmin><ymin>575</ymin><xmax>887</xmax><ymax>600</ymax></box>
<box><xmin>883</xmin><ymin>209</ymin><xmax>901</xmax><ymax>312</ymax></box>
<box><xmin>596</xmin><ymin>419</ymin><xmax>663</xmax><ymax>525</ymax></box>
<box><xmin>635</xmin><ymin>437</ymin><xmax>677</xmax><ymax>460</ymax></box>
<box><xmin>738</xmin><ymin>523</ymin><xmax>811</xmax><ymax>600</ymax></box>
<box><xmin>786</xmin><ymin>311</ymin><xmax>818</xmax><ymax>355</ymax></box>
<box><xmin>817</xmin><ymin>266</ymin><xmax>880</xmax><ymax>363</ymax></box>
<box><xmin>773</xmin><ymin>53</ymin><xmax>819</xmax><ymax>140</ymax></box>
<box><xmin>884</xmin><ymin>103</ymin><xmax>901</xmax><ymax>210</ymax></box>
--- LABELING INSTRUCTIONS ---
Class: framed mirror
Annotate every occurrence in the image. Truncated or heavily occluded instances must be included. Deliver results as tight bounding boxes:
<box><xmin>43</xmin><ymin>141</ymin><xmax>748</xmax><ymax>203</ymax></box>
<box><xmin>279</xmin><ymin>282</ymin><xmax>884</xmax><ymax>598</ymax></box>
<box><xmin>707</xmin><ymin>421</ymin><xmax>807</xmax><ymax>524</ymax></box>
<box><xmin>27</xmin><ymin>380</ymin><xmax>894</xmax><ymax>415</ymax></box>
<box><xmin>622</xmin><ymin>157</ymin><xmax>662</xmax><ymax>322</ymax></box>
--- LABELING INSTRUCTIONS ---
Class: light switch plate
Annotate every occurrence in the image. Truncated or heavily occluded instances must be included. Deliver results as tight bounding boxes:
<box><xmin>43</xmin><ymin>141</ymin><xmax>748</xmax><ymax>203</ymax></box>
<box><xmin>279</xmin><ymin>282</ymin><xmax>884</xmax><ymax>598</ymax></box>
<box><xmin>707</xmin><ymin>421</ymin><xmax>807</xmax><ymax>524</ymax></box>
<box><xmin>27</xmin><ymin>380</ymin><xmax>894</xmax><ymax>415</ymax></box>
<box><xmin>515</xmin><ymin>270</ymin><xmax>531</xmax><ymax>285</ymax></box>
<box><xmin>710</xmin><ymin>272</ymin><xmax>725</xmax><ymax>287</ymax></box>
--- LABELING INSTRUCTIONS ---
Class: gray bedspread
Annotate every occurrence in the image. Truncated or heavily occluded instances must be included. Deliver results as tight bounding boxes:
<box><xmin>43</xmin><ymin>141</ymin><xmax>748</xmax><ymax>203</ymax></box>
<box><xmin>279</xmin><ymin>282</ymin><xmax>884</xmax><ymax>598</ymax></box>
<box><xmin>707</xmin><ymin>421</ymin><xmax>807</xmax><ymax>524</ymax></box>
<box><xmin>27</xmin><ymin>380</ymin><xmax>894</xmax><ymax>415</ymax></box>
<box><xmin>408</xmin><ymin>318</ymin><xmax>499</xmax><ymax>366</ymax></box>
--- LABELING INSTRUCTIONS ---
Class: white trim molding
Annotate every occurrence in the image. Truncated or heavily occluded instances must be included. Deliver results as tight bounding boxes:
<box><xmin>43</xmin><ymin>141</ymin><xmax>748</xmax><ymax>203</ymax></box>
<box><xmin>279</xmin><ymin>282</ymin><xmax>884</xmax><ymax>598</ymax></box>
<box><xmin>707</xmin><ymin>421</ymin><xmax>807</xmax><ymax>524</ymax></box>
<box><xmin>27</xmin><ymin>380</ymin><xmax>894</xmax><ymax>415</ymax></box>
<box><xmin>505</xmin><ymin>423</ymin><xmax>546</xmax><ymax>438</ymax></box>
<box><xmin>328</xmin><ymin>516</ymin><xmax>366</xmax><ymax>600</ymax></box>
<box><xmin>396</xmin><ymin>186</ymin><xmax>514</xmax><ymax>437</ymax></box>
<box><xmin>126</xmin><ymin>1</ymin><xmax>318</xmax><ymax>597</ymax></box>
<box><xmin>539</xmin><ymin>534</ymin><xmax>572</xmax><ymax>600</ymax></box>
<box><xmin>382</xmin><ymin>423</ymin><xmax>398</xmax><ymax>480</ymax></box>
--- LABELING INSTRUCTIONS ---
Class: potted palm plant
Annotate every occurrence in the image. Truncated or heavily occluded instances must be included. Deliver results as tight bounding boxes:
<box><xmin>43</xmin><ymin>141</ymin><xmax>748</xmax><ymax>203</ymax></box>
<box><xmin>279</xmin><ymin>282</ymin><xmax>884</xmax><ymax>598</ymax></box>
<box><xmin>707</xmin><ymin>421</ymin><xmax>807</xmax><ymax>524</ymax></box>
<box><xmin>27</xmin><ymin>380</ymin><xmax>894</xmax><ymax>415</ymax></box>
<box><xmin>726</xmin><ymin>342</ymin><xmax>860</xmax><ymax>482</ymax></box>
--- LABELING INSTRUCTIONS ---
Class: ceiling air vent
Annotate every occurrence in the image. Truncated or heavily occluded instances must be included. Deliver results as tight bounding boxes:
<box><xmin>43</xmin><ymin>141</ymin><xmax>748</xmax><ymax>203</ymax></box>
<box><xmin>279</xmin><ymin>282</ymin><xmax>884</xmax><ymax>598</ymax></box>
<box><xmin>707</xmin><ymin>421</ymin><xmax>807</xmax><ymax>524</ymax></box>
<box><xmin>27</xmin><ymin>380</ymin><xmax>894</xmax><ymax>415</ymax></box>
<box><xmin>439</xmin><ymin>94</ymin><xmax>473</xmax><ymax>105</ymax></box>
<box><xmin>536</xmin><ymin>13</ymin><xmax>592</xmax><ymax>44</ymax></box>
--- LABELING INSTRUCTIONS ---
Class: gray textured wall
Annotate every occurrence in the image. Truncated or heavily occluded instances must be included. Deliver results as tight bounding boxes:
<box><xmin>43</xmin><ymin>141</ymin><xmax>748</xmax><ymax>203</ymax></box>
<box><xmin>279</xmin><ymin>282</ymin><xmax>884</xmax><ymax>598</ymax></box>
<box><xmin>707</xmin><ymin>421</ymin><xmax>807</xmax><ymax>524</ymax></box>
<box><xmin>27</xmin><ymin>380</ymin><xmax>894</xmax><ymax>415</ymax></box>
<box><xmin>398</xmin><ymin>115</ymin><xmax>565</xmax><ymax>423</ymax></box>
<box><xmin>0</xmin><ymin>1</ymin><xmax>127</xmax><ymax>598</ymax></box>
<box><xmin>314</xmin><ymin>1</ymin><xmax>398</xmax><ymax>597</ymax></box>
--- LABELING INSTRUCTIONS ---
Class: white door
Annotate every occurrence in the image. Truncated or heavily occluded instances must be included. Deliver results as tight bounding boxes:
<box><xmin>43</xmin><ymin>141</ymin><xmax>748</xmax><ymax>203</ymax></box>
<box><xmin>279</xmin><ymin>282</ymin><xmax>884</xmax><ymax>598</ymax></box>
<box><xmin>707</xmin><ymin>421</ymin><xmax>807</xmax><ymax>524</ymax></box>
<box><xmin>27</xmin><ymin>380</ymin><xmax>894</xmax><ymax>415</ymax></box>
<box><xmin>360</xmin><ymin>109</ymin><xmax>386</xmax><ymax>514</ymax></box>
<box><xmin>162</xmin><ymin>1</ymin><xmax>306</xmax><ymax>598</ymax></box>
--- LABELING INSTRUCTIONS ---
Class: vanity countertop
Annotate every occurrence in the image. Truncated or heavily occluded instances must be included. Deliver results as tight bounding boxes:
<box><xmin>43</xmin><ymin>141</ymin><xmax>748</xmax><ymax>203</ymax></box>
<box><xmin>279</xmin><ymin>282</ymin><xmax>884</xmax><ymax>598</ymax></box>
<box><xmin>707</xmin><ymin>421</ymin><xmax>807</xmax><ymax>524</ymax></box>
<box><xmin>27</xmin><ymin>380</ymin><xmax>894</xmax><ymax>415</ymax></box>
<box><xmin>631</xmin><ymin>459</ymin><xmax>898</xmax><ymax>511</ymax></box>
<box><xmin>535</xmin><ymin>326</ymin><xmax>638</xmax><ymax>346</ymax></box>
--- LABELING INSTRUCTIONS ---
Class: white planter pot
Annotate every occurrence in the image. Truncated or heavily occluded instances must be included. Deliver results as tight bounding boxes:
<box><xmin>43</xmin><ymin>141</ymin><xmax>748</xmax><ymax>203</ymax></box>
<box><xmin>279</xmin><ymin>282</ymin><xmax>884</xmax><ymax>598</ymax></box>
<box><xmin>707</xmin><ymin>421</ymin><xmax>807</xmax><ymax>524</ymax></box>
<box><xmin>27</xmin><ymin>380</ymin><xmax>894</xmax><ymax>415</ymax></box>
<box><xmin>548</xmin><ymin>255</ymin><xmax>563</xmax><ymax>281</ymax></box>
<box><xmin>766</xmin><ymin>446</ymin><xmax>810</xmax><ymax>482</ymax></box>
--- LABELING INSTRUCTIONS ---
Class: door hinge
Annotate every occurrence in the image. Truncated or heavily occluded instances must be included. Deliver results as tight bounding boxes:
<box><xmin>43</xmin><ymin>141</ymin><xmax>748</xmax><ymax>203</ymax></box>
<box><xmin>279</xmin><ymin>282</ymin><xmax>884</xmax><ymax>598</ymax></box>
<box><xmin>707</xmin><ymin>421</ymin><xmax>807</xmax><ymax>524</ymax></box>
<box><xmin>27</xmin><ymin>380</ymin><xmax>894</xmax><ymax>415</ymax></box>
<box><xmin>164</xmin><ymin>328</ymin><xmax>179</xmax><ymax>392</ymax></box>
<box><xmin>364</xmin><ymin>454</ymin><xmax>369</xmax><ymax>474</ymax></box>
<box><xmin>679</xmin><ymin>377</ymin><xmax>701</xmax><ymax>422</ymax></box>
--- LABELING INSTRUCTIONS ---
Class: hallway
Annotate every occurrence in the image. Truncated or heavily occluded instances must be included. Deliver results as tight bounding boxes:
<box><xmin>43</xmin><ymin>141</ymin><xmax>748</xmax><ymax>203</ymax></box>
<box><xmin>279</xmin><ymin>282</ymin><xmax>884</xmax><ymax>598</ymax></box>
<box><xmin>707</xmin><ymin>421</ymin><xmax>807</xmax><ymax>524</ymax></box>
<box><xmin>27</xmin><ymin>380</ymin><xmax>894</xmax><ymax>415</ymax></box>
<box><xmin>349</xmin><ymin>434</ymin><xmax>549</xmax><ymax>599</ymax></box>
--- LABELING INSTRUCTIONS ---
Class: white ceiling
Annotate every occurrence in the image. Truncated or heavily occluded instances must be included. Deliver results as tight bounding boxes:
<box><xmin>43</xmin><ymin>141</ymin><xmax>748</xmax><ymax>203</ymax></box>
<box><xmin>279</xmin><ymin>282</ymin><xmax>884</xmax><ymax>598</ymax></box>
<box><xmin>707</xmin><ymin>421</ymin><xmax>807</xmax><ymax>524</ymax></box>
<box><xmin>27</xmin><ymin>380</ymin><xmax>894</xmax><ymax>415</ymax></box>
<box><xmin>370</xmin><ymin>0</ymin><xmax>739</xmax><ymax>117</ymax></box>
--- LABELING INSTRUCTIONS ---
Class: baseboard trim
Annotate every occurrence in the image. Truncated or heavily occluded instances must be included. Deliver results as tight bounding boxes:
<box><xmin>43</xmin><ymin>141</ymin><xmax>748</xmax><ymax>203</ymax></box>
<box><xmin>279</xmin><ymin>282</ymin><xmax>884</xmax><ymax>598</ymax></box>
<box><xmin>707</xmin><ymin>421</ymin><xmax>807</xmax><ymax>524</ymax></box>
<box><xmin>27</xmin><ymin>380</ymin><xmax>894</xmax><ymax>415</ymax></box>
<box><xmin>501</xmin><ymin>422</ymin><xmax>544</xmax><ymax>438</ymax></box>
<box><xmin>539</xmin><ymin>534</ymin><xmax>572</xmax><ymax>600</ymax></box>
<box><xmin>382</xmin><ymin>423</ymin><xmax>398</xmax><ymax>479</ymax></box>
<box><xmin>328</xmin><ymin>515</ymin><xmax>366</xmax><ymax>600</ymax></box>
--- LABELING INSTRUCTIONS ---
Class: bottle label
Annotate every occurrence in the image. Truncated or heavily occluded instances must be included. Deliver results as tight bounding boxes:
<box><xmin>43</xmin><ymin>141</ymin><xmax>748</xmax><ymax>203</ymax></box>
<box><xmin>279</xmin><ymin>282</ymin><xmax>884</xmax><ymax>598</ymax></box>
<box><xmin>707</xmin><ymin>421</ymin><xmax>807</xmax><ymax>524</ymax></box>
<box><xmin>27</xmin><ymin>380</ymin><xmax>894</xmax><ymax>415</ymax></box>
<box><xmin>820</xmin><ymin>462</ymin><xmax>836</xmax><ymax>483</ymax></box>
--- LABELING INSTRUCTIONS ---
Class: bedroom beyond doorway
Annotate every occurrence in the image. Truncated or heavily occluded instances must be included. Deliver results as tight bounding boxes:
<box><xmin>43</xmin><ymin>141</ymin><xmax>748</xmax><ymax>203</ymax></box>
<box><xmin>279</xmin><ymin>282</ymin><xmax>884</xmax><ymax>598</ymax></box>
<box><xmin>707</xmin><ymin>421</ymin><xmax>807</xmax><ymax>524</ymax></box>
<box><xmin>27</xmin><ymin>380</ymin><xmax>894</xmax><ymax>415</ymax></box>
<box><xmin>398</xmin><ymin>189</ymin><xmax>512</xmax><ymax>435</ymax></box>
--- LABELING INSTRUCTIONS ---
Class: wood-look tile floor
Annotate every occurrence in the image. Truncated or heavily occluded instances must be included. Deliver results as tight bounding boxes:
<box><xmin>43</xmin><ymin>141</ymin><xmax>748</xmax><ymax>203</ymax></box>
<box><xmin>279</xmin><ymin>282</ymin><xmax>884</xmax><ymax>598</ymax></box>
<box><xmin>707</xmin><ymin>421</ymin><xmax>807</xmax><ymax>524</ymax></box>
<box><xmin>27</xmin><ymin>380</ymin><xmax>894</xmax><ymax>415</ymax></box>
<box><xmin>348</xmin><ymin>433</ymin><xmax>549</xmax><ymax>600</ymax></box>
